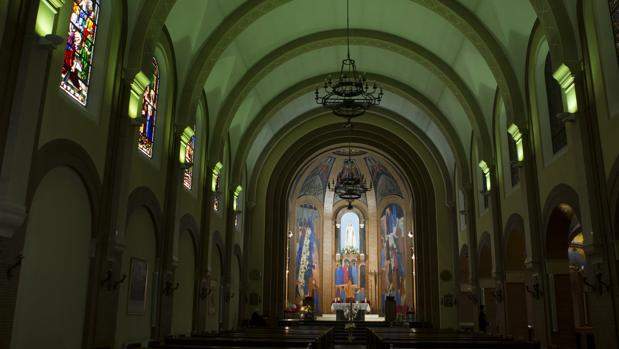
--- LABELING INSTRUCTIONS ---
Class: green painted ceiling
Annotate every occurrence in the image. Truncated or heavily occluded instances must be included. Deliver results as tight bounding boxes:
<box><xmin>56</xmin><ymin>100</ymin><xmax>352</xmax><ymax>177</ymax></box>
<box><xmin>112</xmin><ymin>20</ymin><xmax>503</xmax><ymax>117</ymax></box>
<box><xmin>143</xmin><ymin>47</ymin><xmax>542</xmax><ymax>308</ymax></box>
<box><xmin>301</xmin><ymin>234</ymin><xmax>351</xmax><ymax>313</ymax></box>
<box><xmin>151</xmin><ymin>0</ymin><xmax>540</xmax><ymax>177</ymax></box>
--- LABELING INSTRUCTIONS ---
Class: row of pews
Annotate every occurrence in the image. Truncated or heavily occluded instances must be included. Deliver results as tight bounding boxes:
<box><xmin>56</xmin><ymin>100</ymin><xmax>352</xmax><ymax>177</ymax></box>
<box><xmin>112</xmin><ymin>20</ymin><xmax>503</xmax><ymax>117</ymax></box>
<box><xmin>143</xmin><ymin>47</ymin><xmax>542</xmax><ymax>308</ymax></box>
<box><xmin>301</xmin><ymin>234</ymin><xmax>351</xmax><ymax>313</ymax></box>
<box><xmin>149</xmin><ymin>326</ymin><xmax>334</xmax><ymax>349</ymax></box>
<box><xmin>367</xmin><ymin>327</ymin><xmax>540</xmax><ymax>349</ymax></box>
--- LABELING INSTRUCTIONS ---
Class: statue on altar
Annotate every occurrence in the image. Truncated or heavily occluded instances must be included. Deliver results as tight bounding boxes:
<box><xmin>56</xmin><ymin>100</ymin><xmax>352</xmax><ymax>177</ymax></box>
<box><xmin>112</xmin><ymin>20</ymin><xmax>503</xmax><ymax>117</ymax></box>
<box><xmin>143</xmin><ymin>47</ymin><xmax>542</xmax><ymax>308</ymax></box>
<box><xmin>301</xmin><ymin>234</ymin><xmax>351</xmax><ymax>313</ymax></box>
<box><xmin>344</xmin><ymin>222</ymin><xmax>358</xmax><ymax>250</ymax></box>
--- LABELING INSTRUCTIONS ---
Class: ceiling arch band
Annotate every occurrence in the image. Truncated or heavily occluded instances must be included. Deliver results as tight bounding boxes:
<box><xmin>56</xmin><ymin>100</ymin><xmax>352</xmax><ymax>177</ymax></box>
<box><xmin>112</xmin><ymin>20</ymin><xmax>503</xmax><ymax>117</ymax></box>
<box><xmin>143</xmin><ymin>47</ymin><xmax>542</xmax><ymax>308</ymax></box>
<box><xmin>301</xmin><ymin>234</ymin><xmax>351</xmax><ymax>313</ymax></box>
<box><xmin>209</xmin><ymin>29</ymin><xmax>491</xmax><ymax>161</ymax></box>
<box><xmin>125</xmin><ymin>0</ymin><xmax>579</xmax><ymax>162</ymax></box>
<box><xmin>230</xmin><ymin>73</ymin><xmax>469</xmax><ymax>186</ymax></box>
<box><xmin>247</xmin><ymin>110</ymin><xmax>453</xmax><ymax>205</ymax></box>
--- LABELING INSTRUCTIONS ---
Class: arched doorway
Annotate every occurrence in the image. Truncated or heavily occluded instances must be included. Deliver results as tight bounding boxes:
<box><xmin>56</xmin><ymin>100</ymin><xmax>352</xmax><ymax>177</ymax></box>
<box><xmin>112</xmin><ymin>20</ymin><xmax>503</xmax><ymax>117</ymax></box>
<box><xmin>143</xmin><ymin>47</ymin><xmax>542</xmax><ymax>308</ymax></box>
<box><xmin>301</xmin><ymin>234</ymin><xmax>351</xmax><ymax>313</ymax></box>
<box><xmin>545</xmin><ymin>203</ymin><xmax>591</xmax><ymax>349</ymax></box>
<box><xmin>115</xmin><ymin>205</ymin><xmax>158</xmax><ymax>348</ymax></box>
<box><xmin>504</xmin><ymin>215</ymin><xmax>529</xmax><ymax>340</ymax></box>
<box><xmin>172</xmin><ymin>229</ymin><xmax>196</xmax><ymax>335</ymax></box>
<box><xmin>457</xmin><ymin>244</ymin><xmax>476</xmax><ymax>327</ymax></box>
<box><xmin>10</xmin><ymin>167</ymin><xmax>92</xmax><ymax>349</ymax></box>
<box><xmin>478</xmin><ymin>233</ymin><xmax>496</xmax><ymax>333</ymax></box>
<box><xmin>229</xmin><ymin>251</ymin><xmax>241</xmax><ymax>329</ymax></box>
<box><xmin>206</xmin><ymin>243</ymin><xmax>223</xmax><ymax>332</ymax></box>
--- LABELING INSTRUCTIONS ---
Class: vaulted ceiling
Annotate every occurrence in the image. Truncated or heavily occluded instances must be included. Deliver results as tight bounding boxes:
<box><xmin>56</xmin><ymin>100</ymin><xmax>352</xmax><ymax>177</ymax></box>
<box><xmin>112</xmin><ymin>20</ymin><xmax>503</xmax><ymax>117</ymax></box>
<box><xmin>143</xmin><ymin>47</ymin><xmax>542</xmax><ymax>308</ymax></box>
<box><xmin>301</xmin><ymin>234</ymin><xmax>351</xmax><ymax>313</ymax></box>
<box><xmin>126</xmin><ymin>0</ymin><xmax>578</xmax><ymax>184</ymax></box>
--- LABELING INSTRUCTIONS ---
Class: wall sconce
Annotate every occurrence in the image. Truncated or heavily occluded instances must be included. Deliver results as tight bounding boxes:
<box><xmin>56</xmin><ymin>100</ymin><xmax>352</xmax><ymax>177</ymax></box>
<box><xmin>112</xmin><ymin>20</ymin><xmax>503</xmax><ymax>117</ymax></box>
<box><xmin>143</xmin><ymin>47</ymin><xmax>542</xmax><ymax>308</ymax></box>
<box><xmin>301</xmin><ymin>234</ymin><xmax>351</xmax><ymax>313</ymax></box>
<box><xmin>583</xmin><ymin>271</ymin><xmax>610</xmax><ymax>295</ymax></box>
<box><xmin>199</xmin><ymin>277</ymin><xmax>212</xmax><ymax>300</ymax></box>
<box><xmin>163</xmin><ymin>280</ymin><xmax>180</xmax><ymax>296</ymax></box>
<box><xmin>100</xmin><ymin>269</ymin><xmax>126</xmax><ymax>291</ymax></box>
<box><xmin>441</xmin><ymin>293</ymin><xmax>456</xmax><ymax>307</ymax></box>
<box><xmin>466</xmin><ymin>293</ymin><xmax>479</xmax><ymax>304</ymax></box>
<box><xmin>526</xmin><ymin>276</ymin><xmax>543</xmax><ymax>300</ymax></box>
<box><xmin>6</xmin><ymin>254</ymin><xmax>24</xmax><ymax>280</ymax></box>
<box><xmin>493</xmin><ymin>287</ymin><xmax>504</xmax><ymax>303</ymax></box>
<box><xmin>225</xmin><ymin>291</ymin><xmax>236</xmax><ymax>302</ymax></box>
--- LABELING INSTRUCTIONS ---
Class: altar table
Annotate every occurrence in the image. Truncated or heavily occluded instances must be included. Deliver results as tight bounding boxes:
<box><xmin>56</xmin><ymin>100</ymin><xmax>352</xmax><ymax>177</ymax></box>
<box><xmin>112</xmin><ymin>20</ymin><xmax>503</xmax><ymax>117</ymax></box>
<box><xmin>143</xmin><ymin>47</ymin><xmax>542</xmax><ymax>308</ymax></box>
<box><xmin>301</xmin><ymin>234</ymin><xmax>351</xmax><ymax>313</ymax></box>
<box><xmin>330</xmin><ymin>303</ymin><xmax>371</xmax><ymax>321</ymax></box>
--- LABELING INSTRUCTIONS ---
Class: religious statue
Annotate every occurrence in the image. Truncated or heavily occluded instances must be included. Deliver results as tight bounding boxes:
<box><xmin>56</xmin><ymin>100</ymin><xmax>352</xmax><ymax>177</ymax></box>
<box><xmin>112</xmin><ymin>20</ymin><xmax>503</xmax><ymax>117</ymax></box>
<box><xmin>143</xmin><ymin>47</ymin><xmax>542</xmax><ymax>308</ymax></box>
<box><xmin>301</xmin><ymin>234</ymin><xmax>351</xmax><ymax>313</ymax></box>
<box><xmin>345</xmin><ymin>222</ymin><xmax>358</xmax><ymax>250</ymax></box>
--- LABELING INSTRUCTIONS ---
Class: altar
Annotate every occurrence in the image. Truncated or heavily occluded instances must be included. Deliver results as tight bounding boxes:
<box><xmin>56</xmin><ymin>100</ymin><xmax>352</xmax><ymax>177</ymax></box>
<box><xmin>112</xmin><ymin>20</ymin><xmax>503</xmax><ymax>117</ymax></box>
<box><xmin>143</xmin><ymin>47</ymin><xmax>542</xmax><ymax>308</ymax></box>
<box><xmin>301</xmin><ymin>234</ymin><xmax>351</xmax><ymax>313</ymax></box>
<box><xmin>330</xmin><ymin>302</ymin><xmax>371</xmax><ymax>321</ymax></box>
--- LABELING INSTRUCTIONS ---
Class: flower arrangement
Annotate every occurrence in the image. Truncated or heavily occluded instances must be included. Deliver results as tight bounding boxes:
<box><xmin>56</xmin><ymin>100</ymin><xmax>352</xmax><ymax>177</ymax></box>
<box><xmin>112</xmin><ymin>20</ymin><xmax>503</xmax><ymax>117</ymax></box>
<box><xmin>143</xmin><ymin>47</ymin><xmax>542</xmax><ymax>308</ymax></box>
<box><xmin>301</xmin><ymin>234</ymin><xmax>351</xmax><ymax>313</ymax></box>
<box><xmin>341</xmin><ymin>246</ymin><xmax>359</xmax><ymax>256</ymax></box>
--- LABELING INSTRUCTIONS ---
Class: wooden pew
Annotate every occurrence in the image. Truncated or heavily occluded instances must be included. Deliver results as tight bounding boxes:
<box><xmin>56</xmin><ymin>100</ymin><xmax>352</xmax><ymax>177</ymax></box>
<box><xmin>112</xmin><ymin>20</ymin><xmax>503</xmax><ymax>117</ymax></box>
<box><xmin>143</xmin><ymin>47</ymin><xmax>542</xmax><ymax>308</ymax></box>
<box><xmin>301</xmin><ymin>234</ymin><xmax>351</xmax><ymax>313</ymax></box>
<box><xmin>151</xmin><ymin>327</ymin><xmax>334</xmax><ymax>349</ymax></box>
<box><xmin>367</xmin><ymin>328</ymin><xmax>539</xmax><ymax>349</ymax></box>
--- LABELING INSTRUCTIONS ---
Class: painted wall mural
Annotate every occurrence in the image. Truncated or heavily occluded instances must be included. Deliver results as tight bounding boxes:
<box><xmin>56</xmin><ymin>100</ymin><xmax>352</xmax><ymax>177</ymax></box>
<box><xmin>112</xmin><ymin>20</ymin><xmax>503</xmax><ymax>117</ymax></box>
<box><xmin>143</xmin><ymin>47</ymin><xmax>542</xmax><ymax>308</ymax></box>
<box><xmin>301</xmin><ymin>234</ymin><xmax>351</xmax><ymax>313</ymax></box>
<box><xmin>379</xmin><ymin>203</ymin><xmax>407</xmax><ymax>313</ymax></box>
<box><xmin>364</xmin><ymin>156</ymin><xmax>402</xmax><ymax>203</ymax></box>
<box><xmin>298</xmin><ymin>157</ymin><xmax>335</xmax><ymax>201</ymax></box>
<box><xmin>294</xmin><ymin>204</ymin><xmax>321</xmax><ymax>312</ymax></box>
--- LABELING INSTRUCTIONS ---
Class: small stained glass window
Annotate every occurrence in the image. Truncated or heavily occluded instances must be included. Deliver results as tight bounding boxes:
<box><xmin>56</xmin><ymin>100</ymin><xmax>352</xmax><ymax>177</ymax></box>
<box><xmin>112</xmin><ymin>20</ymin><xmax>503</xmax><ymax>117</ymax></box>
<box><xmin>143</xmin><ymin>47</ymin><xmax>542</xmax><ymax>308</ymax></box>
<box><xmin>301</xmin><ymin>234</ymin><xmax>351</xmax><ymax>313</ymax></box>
<box><xmin>60</xmin><ymin>0</ymin><xmax>101</xmax><ymax>105</ymax></box>
<box><xmin>138</xmin><ymin>58</ymin><xmax>160</xmax><ymax>158</ymax></box>
<box><xmin>544</xmin><ymin>54</ymin><xmax>567</xmax><ymax>154</ymax></box>
<box><xmin>610</xmin><ymin>0</ymin><xmax>619</xmax><ymax>60</ymax></box>
<box><xmin>507</xmin><ymin>133</ymin><xmax>520</xmax><ymax>186</ymax></box>
<box><xmin>183</xmin><ymin>134</ymin><xmax>195</xmax><ymax>190</ymax></box>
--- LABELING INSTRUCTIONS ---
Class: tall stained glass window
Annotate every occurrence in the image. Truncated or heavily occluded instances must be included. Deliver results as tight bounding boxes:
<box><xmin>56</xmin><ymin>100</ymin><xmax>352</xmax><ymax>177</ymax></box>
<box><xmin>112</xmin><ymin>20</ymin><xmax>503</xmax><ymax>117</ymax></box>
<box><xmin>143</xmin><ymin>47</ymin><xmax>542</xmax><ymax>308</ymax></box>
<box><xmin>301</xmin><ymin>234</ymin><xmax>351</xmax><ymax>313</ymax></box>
<box><xmin>507</xmin><ymin>133</ymin><xmax>520</xmax><ymax>186</ymax></box>
<box><xmin>212</xmin><ymin>163</ymin><xmax>223</xmax><ymax>213</ymax></box>
<box><xmin>60</xmin><ymin>0</ymin><xmax>101</xmax><ymax>106</ymax></box>
<box><xmin>610</xmin><ymin>0</ymin><xmax>619</xmax><ymax>61</ymax></box>
<box><xmin>138</xmin><ymin>58</ymin><xmax>160</xmax><ymax>158</ymax></box>
<box><xmin>183</xmin><ymin>134</ymin><xmax>196</xmax><ymax>190</ymax></box>
<box><xmin>544</xmin><ymin>54</ymin><xmax>567</xmax><ymax>153</ymax></box>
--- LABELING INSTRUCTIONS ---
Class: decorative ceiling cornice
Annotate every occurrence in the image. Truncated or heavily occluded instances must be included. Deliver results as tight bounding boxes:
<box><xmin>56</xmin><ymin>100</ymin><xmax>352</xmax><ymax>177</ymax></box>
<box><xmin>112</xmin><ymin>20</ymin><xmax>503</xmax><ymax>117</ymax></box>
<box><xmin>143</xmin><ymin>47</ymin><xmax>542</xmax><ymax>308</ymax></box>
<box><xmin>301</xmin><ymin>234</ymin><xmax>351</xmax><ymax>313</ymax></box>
<box><xmin>209</xmin><ymin>29</ymin><xmax>492</xmax><ymax>162</ymax></box>
<box><xmin>230</xmin><ymin>72</ymin><xmax>469</xmax><ymax>186</ymax></box>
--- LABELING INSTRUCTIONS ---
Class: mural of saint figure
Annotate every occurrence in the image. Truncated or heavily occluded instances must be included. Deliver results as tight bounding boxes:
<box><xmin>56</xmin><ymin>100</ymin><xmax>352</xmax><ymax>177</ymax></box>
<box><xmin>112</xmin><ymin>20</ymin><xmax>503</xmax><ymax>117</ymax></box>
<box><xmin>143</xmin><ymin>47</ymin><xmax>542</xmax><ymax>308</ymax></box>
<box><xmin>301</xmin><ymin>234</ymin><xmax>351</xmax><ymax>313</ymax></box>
<box><xmin>343</xmin><ymin>260</ymin><xmax>350</xmax><ymax>285</ymax></box>
<box><xmin>294</xmin><ymin>204</ymin><xmax>320</xmax><ymax>306</ymax></box>
<box><xmin>335</xmin><ymin>262</ymin><xmax>344</xmax><ymax>286</ymax></box>
<box><xmin>360</xmin><ymin>264</ymin><xmax>366</xmax><ymax>289</ymax></box>
<box><xmin>380</xmin><ymin>204</ymin><xmax>407</xmax><ymax>313</ymax></box>
<box><xmin>350</xmin><ymin>260</ymin><xmax>358</xmax><ymax>285</ymax></box>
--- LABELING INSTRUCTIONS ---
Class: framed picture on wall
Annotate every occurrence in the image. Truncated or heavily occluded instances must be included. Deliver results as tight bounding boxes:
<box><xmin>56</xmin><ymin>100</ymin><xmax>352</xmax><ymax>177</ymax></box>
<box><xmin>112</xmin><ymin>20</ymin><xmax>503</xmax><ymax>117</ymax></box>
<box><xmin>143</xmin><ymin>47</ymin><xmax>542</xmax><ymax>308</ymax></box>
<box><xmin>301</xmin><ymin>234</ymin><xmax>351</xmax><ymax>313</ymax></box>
<box><xmin>127</xmin><ymin>257</ymin><xmax>148</xmax><ymax>315</ymax></box>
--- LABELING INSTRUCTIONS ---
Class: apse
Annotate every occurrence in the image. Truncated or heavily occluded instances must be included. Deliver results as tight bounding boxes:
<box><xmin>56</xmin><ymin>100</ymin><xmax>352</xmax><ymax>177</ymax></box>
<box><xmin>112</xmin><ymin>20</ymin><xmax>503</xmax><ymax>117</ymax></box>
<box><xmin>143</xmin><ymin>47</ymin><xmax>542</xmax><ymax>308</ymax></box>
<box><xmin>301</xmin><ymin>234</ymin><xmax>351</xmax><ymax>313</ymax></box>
<box><xmin>284</xmin><ymin>145</ymin><xmax>416</xmax><ymax>317</ymax></box>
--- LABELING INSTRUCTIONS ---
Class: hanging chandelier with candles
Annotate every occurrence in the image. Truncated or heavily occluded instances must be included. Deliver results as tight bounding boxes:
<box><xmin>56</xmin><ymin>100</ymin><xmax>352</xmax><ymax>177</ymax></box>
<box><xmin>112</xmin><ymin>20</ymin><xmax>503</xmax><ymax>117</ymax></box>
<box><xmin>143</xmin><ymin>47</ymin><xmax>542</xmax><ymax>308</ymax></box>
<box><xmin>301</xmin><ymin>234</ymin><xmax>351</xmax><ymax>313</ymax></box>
<box><xmin>329</xmin><ymin>129</ymin><xmax>372</xmax><ymax>209</ymax></box>
<box><xmin>314</xmin><ymin>0</ymin><xmax>383</xmax><ymax>120</ymax></box>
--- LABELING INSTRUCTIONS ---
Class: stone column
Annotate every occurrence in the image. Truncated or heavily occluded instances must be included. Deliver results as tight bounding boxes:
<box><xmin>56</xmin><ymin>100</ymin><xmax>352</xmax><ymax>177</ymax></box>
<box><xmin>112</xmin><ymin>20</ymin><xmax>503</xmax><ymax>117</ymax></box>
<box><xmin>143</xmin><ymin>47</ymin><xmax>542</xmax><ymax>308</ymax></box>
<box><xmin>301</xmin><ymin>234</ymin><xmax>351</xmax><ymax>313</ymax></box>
<box><xmin>0</xmin><ymin>6</ymin><xmax>72</xmax><ymax>346</ymax></box>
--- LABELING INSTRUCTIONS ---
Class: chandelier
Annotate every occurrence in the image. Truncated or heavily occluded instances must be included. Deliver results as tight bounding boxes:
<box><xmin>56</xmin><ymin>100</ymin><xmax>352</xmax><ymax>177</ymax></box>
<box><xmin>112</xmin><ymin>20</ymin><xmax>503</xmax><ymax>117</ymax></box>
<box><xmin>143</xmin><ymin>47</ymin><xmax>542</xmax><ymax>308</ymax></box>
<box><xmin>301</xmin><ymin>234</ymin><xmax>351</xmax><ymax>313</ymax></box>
<box><xmin>329</xmin><ymin>127</ymin><xmax>372</xmax><ymax>209</ymax></box>
<box><xmin>314</xmin><ymin>0</ymin><xmax>383</xmax><ymax>120</ymax></box>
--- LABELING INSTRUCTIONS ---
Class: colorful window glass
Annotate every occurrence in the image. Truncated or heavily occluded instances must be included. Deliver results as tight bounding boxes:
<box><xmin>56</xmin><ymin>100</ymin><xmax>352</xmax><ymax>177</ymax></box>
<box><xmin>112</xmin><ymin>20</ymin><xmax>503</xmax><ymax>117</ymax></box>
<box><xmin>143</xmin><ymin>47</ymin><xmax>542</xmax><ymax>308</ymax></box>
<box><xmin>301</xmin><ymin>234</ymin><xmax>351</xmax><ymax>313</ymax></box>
<box><xmin>481</xmin><ymin>170</ymin><xmax>489</xmax><ymax>209</ymax></box>
<box><xmin>507</xmin><ymin>133</ymin><xmax>520</xmax><ymax>186</ymax></box>
<box><xmin>211</xmin><ymin>163</ymin><xmax>223</xmax><ymax>212</ymax></box>
<box><xmin>60</xmin><ymin>0</ymin><xmax>101</xmax><ymax>106</ymax></box>
<box><xmin>138</xmin><ymin>58</ymin><xmax>160</xmax><ymax>158</ymax></box>
<box><xmin>183</xmin><ymin>135</ymin><xmax>196</xmax><ymax>190</ymax></box>
<box><xmin>610</xmin><ymin>0</ymin><xmax>619</xmax><ymax>61</ymax></box>
<box><xmin>544</xmin><ymin>54</ymin><xmax>567</xmax><ymax>154</ymax></box>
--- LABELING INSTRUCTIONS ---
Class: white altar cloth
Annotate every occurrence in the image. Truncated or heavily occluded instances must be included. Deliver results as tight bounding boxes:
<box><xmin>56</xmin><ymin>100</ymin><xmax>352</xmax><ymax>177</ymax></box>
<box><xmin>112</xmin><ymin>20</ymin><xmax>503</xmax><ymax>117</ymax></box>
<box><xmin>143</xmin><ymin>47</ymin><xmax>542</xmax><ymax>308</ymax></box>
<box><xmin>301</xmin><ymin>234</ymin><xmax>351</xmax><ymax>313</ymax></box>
<box><xmin>330</xmin><ymin>302</ymin><xmax>371</xmax><ymax>313</ymax></box>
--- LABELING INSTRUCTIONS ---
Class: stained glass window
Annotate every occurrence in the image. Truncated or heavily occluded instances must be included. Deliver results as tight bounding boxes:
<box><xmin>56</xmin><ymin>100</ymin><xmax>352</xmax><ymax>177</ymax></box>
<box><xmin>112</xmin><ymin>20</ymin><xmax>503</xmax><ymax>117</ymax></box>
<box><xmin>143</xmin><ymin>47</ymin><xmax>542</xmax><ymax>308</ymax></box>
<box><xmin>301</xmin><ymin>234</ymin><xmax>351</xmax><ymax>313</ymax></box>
<box><xmin>610</xmin><ymin>0</ymin><xmax>619</xmax><ymax>60</ymax></box>
<box><xmin>507</xmin><ymin>133</ymin><xmax>520</xmax><ymax>186</ymax></box>
<box><xmin>212</xmin><ymin>163</ymin><xmax>223</xmax><ymax>213</ymax></box>
<box><xmin>60</xmin><ymin>0</ymin><xmax>101</xmax><ymax>106</ymax></box>
<box><xmin>138</xmin><ymin>58</ymin><xmax>160</xmax><ymax>158</ymax></box>
<box><xmin>183</xmin><ymin>134</ymin><xmax>195</xmax><ymax>190</ymax></box>
<box><xmin>545</xmin><ymin>54</ymin><xmax>567</xmax><ymax>153</ymax></box>
<box><xmin>481</xmin><ymin>170</ymin><xmax>489</xmax><ymax>209</ymax></box>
